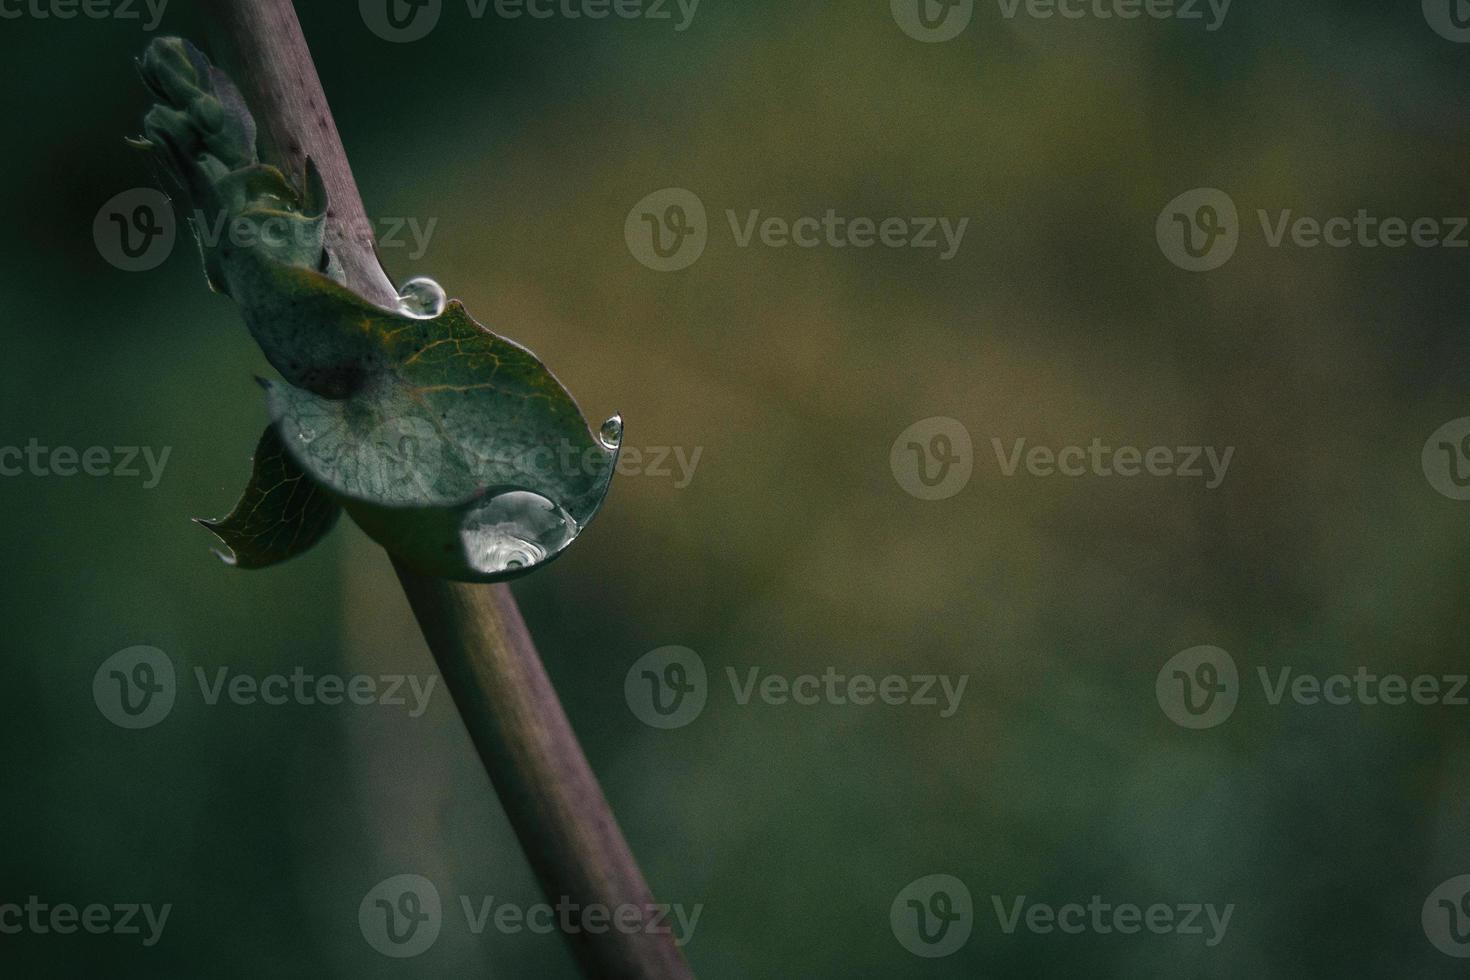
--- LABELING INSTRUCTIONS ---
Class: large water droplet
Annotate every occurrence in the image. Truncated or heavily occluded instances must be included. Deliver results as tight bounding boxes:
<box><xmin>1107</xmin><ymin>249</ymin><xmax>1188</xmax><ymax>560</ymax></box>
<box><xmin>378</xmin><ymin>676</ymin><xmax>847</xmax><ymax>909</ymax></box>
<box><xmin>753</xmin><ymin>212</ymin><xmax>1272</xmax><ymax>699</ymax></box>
<box><xmin>459</xmin><ymin>490</ymin><xmax>577</xmax><ymax>576</ymax></box>
<box><xmin>397</xmin><ymin>276</ymin><xmax>447</xmax><ymax>319</ymax></box>
<box><xmin>599</xmin><ymin>414</ymin><xmax>624</xmax><ymax>450</ymax></box>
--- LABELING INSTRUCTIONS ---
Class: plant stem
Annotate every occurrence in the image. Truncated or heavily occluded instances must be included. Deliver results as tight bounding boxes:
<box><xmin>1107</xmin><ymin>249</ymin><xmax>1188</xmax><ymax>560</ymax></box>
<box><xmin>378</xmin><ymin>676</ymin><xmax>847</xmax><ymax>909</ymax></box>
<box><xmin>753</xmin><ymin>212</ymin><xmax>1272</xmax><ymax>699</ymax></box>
<box><xmin>394</xmin><ymin>570</ymin><xmax>694</xmax><ymax>979</ymax></box>
<box><xmin>200</xmin><ymin>3</ymin><xmax>693</xmax><ymax>976</ymax></box>
<box><xmin>202</xmin><ymin>0</ymin><xmax>396</xmax><ymax>307</ymax></box>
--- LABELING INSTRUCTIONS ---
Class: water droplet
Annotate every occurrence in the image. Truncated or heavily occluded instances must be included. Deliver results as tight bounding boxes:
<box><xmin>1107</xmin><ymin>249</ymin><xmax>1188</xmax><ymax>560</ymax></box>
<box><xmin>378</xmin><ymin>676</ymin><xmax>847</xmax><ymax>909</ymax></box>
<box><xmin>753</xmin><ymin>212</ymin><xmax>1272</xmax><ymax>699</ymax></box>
<box><xmin>397</xmin><ymin>276</ymin><xmax>447</xmax><ymax>319</ymax></box>
<box><xmin>297</xmin><ymin>426</ymin><xmax>317</xmax><ymax>444</ymax></box>
<box><xmin>459</xmin><ymin>490</ymin><xmax>577</xmax><ymax>576</ymax></box>
<box><xmin>599</xmin><ymin>414</ymin><xmax>624</xmax><ymax>450</ymax></box>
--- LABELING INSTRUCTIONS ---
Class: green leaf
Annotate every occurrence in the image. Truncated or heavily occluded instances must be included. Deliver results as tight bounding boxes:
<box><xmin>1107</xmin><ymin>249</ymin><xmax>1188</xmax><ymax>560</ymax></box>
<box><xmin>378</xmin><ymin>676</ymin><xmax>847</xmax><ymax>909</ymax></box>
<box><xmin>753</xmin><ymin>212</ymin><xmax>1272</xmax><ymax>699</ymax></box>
<box><xmin>196</xmin><ymin>424</ymin><xmax>342</xmax><ymax>569</ymax></box>
<box><xmin>252</xmin><ymin>253</ymin><xmax>620</xmax><ymax>582</ymax></box>
<box><xmin>138</xmin><ymin>37</ymin><xmax>620</xmax><ymax>582</ymax></box>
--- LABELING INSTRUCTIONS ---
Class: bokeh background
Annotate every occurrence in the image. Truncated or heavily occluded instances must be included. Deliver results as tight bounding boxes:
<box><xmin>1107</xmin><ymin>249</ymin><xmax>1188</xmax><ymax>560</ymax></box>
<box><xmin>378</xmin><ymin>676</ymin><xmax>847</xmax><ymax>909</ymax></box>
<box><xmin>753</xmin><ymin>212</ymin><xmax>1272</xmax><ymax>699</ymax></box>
<box><xmin>5</xmin><ymin>0</ymin><xmax>1470</xmax><ymax>976</ymax></box>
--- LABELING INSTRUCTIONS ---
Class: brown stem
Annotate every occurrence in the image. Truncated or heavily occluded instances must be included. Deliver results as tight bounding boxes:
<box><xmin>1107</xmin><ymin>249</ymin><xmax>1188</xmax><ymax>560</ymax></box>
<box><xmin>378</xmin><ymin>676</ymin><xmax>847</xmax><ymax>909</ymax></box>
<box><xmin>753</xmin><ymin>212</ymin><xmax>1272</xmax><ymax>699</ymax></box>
<box><xmin>395</xmin><ymin>568</ymin><xmax>694</xmax><ymax>978</ymax></box>
<box><xmin>199</xmin><ymin>2</ymin><xmax>693</xmax><ymax>976</ymax></box>
<box><xmin>203</xmin><ymin>0</ymin><xmax>396</xmax><ymax>306</ymax></box>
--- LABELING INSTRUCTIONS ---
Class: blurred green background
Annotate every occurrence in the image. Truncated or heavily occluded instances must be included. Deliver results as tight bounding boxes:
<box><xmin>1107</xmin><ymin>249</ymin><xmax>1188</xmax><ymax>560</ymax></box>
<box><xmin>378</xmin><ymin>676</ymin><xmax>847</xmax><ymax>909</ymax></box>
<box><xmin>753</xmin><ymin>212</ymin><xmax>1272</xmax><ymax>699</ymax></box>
<box><xmin>5</xmin><ymin>0</ymin><xmax>1470</xmax><ymax>976</ymax></box>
